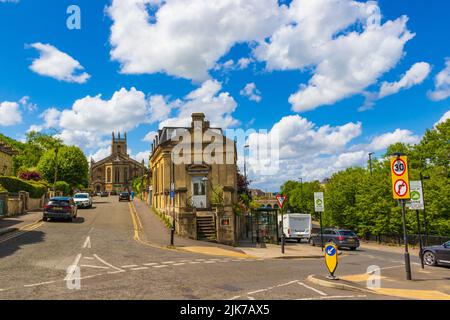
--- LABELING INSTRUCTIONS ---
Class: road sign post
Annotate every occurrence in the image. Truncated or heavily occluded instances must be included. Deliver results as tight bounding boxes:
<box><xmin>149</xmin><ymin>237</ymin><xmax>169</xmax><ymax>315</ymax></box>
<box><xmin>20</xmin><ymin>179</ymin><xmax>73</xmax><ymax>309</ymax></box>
<box><xmin>390</xmin><ymin>155</ymin><xmax>412</xmax><ymax>280</ymax></box>
<box><xmin>314</xmin><ymin>192</ymin><xmax>325</xmax><ymax>252</ymax></box>
<box><xmin>409</xmin><ymin>180</ymin><xmax>425</xmax><ymax>269</ymax></box>
<box><xmin>324</xmin><ymin>243</ymin><xmax>338</xmax><ymax>280</ymax></box>
<box><xmin>276</xmin><ymin>195</ymin><xmax>287</xmax><ymax>254</ymax></box>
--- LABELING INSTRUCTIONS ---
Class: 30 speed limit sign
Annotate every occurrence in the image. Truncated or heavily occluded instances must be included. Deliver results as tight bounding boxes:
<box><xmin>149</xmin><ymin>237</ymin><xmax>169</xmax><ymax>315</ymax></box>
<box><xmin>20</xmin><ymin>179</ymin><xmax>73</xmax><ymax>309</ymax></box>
<box><xmin>390</xmin><ymin>156</ymin><xmax>410</xmax><ymax>200</ymax></box>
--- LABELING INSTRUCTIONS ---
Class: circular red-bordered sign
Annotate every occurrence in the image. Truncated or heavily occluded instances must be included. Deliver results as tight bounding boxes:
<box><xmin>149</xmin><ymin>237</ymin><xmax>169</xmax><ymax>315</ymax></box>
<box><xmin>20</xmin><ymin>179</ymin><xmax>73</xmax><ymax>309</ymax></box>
<box><xmin>394</xmin><ymin>179</ymin><xmax>408</xmax><ymax>197</ymax></box>
<box><xmin>392</xmin><ymin>158</ymin><xmax>406</xmax><ymax>176</ymax></box>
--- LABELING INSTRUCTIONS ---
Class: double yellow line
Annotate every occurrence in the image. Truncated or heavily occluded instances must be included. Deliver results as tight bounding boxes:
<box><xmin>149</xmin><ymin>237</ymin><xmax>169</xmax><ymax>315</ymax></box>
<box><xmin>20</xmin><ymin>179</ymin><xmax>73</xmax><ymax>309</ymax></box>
<box><xmin>128</xmin><ymin>202</ymin><xmax>165</xmax><ymax>250</ymax></box>
<box><xmin>0</xmin><ymin>220</ymin><xmax>43</xmax><ymax>244</ymax></box>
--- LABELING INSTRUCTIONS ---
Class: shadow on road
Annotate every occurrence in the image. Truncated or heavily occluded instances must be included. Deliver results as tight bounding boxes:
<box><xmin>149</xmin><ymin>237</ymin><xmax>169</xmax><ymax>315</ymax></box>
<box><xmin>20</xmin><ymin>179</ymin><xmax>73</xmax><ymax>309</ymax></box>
<box><xmin>46</xmin><ymin>217</ymin><xmax>85</xmax><ymax>224</ymax></box>
<box><xmin>0</xmin><ymin>230</ymin><xmax>45</xmax><ymax>259</ymax></box>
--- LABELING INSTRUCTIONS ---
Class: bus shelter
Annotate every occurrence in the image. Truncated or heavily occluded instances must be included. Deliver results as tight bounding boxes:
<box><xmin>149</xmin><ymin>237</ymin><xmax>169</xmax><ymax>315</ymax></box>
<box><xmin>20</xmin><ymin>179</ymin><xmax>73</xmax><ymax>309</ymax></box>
<box><xmin>248</xmin><ymin>208</ymin><xmax>280</xmax><ymax>245</ymax></box>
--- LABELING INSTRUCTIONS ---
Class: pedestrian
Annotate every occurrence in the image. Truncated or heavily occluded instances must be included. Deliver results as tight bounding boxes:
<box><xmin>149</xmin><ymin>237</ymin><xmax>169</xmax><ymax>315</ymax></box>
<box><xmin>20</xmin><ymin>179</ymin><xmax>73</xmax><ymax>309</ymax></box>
<box><xmin>130</xmin><ymin>190</ymin><xmax>135</xmax><ymax>201</ymax></box>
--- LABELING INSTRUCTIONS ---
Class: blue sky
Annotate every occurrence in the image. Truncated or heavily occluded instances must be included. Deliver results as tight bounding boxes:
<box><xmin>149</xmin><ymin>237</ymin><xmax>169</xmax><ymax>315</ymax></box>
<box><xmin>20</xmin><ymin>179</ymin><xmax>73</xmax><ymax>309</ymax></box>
<box><xmin>0</xmin><ymin>0</ymin><xmax>449</xmax><ymax>191</ymax></box>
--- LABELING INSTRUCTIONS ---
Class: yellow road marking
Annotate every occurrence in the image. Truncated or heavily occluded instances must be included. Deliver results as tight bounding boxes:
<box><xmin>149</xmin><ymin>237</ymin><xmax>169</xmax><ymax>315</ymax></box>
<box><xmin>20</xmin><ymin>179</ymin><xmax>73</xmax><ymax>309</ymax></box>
<box><xmin>374</xmin><ymin>288</ymin><xmax>450</xmax><ymax>300</ymax></box>
<box><xmin>0</xmin><ymin>220</ymin><xmax>43</xmax><ymax>244</ymax></box>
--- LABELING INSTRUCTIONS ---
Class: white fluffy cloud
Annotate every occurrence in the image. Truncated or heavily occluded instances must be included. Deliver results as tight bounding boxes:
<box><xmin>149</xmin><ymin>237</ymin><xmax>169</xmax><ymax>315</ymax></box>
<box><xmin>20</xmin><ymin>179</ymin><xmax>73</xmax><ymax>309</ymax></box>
<box><xmin>0</xmin><ymin>101</ymin><xmax>22</xmax><ymax>126</ymax></box>
<box><xmin>360</xmin><ymin>62</ymin><xmax>431</xmax><ymax>111</ymax></box>
<box><xmin>435</xmin><ymin>110</ymin><xmax>450</xmax><ymax>126</ymax></box>
<box><xmin>240</xmin><ymin>83</ymin><xmax>262</xmax><ymax>102</ymax></box>
<box><xmin>142</xmin><ymin>131</ymin><xmax>158</xmax><ymax>142</ymax></box>
<box><xmin>107</xmin><ymin>0</ymin><xmax>285</xmax><ymax>81</ymax></box>
<box><xmin>245</xmin><ymin>114</ymin><xmax>421</xmax><ymax>190</ymax></box>
<box><xmin>368</xmin><ymin>128</ymin><xmax>420</xmax><ymax>151</ymax></box>
<box><xmin>428</xmin><ymin>58</ymin><xmax>450</xmax><ymax>101</ymax></box>
<box><xmin>379</xmin><ymin>62</ymin><xmax>431</xmax><ymax>98</ymax></box>
<box><xmin>254</xmin><ymin>0</ymin><xmax>414</xmax><ymax>112</ymax></box>
<box><xmin>159</xmin><ymin>79</ymin><xmax>239</xmax><ymax>128</ymax></box>
<box><xmin>28</xmin><ymin>43</ymin><xmax>90</xmax><ymax>83</ymax></box>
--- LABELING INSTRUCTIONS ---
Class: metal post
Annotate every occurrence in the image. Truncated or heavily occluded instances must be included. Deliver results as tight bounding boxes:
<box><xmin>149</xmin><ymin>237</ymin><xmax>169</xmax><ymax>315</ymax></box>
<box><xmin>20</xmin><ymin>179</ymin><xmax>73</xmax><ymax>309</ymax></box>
<box><xmin>420</xmin><ymin>172</ymin><xmax>429</xmax><ymax>246</ymax></box>
<box><xmin>281</xmin><ymin>209</ymin><xmax>285</xmax><ymax>254</ymax></box>
<box><xmin>320</xmin><ymin>212</ymin><xmax>324</xmax><ymax>252</ymax></box>
<box><xmin>416</xmin><ymin>209</ymin><xmax>424</xmax><ymax>269</ymax></box>
<box><xmin>401</xmin><ymin>200</ymin><xmax>412</xmax><ymax>280</ymax></box>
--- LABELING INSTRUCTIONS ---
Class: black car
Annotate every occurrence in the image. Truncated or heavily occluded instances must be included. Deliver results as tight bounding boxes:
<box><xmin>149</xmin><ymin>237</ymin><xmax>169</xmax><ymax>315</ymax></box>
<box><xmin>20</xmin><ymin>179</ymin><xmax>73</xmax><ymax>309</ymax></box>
<box><xmin>100</xmin><ymin>191</ymin><xmax>109</xmax><ymax>197</ymax></box>
<box><xmin>310</xmin><ymin>228</ymin><xmax>360</xmax><ymax>250</ymax></box>
<box><xmin>119</xmin><ymin>192</ymin><xmax>130</xmax><ymax>201</ymax></box>
<box><xmin>422</xmin><ymin>241</ymin><xmax>450</xmax><ymax>267</ymax></box>
<box><xmin>43</xmin><ymin>197</ymin><xmax>77</xmax><ymax>222</ymax></box>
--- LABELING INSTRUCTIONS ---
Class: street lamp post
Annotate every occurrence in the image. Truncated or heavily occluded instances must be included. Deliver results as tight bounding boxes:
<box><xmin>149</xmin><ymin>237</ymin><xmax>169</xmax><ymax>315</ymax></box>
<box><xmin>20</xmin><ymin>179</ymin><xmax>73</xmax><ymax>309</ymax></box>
<box><xmin>298</xmin><ymin>177</ymin><xmax>304</xmax><ymax>213</ymax></box>
<box><xmin>368</xmin><ymin>152</ymin><xmax>374</xmax><ymax>175</ymax></box>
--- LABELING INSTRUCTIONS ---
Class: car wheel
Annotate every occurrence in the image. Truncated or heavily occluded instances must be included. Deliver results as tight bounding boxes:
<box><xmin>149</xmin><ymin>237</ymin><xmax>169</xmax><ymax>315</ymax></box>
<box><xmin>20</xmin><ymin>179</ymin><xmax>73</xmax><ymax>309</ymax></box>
<box><xmin>423</xmin><ymin>251</ymin><xmax>437</xmax><ymax>266</ymax></box>
<box><xmin>42</xmin><ymin>217</ymin><xmax>48</xmax><ymax>222</ymax></box>
<box><xmin>350</xmin><ymin>247</ymin><xmax>357</xmax><ymax>251</ymax></box>
<box><xmin>311</xmin><ymin>239</ymin><xmax>316</xmax><ymax>246</ymax></box>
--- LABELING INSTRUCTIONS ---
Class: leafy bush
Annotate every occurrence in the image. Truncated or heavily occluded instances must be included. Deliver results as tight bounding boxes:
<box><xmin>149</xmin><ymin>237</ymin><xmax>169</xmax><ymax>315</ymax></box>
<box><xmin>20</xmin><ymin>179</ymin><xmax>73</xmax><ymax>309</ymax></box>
<box><xmin>54</xmin><ymin>181</ymin><xmax>71</xmax><ymax>196</ymax></box>
<box><xmin>0</xmin><ymin>176</ymin><xmax>47</xmax><ymax>198</ymax></box>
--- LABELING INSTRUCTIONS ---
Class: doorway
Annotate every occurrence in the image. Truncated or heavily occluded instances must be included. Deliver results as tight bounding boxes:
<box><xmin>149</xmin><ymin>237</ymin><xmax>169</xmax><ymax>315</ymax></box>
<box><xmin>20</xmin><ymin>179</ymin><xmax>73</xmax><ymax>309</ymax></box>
<box><xmin>192</xmin><ymin>176</ymin><xmax>207</xmax><ymax>208</ymax></box>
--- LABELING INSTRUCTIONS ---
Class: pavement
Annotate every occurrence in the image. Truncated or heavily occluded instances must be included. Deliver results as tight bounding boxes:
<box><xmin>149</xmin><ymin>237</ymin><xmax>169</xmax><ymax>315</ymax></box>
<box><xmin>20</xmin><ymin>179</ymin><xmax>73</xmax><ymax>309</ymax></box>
<box><xmin>0</xmin><ymin>210</ymin><xmax>43</xmax><ymax>237</ymax></box>
<box><xmin>0</xmin><ymin>196</ymin><xmax>448</xmax><ymax>300</ymax></box>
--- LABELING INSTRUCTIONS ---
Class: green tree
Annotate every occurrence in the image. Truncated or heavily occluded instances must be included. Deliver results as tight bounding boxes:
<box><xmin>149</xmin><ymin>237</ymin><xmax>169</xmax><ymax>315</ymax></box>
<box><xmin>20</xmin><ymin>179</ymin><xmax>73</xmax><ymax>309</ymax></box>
<box><xmin>37</xmin><ymin>146</ymin><xmax>88</xmax><ymax>187</ymax></box>
<box><xmin>12</xmin><ymin>132</ymin><xmax>63</xmax><ymax>174</ymax></box>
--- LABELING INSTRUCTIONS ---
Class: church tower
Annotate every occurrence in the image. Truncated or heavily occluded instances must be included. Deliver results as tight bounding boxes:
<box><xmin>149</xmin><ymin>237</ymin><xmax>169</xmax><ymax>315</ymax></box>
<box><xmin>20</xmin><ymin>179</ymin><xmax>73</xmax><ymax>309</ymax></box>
<box><xmin>112</xmin><ymin>132</ymin><xmax>127</xmax><ymax>155</ymax></box>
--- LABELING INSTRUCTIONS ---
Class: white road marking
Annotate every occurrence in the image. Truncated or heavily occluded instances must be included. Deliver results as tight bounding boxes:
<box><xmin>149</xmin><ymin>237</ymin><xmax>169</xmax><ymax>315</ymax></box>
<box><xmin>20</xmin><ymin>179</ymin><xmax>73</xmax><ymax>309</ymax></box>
<box><xmin>195</xmin><ymin>259</ymin><xmax>207</xmax><ymax>261</ymax></box>
<box><xmin>130</xmin><ymin>267</ymin><xmax>148</xmax><ymax>271</ymax></box>
<box><xmin>173</xmin><ymin>263</ymin><xmax>186</xmax><ymax>266</ymax></box>
<box><xmin>80</xmin><ymin>264</ymin><xmax>109</xmax><ymax>269</ymax></box>
<box><xmin>247</xmin><ymin>289</ymin><xmax>266</xmax><ymax>295</ymax></box>
<box><xmin>153</xmin><ymin>265</ymin><xmax>168</xmax><ymax>268</ymax></box>
<box><xmin>82</xmin><ymin>236</ymin><xmax>91</xmax><ymax>249</ymax></box>
<box><xmin>297</xmin><ymin>282</ymin><xmax>327</xmax><ymax>296</ymax></box>
<box><xmin>93</xmin><ymin>254</ymin><xmax>123</xmax><ymax>272</ymax></box>
<box><xmin>188</xmin><ymin>261</ymin><xmax>201</xmax><ymax>264</ymax></box>
<box><xmin>143</xmin><ymin>263</ymin><xmax>158</xmax><ymax>266</ymax></box>
<box><xmin>228</xmin><ymin>295</ymin><xmax>241</xmax><ymax>300</ymax></box>
<box><xmin>247</xmin><ymin>296</ymin><xmax>255</xmax><ymax>300</ymax></box>
<box><xmin>204</xmin><ymin>261</ymin><xmax>216</xmax><ymax>264</ymax></box>
<box><xmin>83</xmin><ymin>257</ymin><xmax>94</xmax><ymax>260</ymax></box>
<box><xmin>107</xmin><ymin>270</ymin><xmax>126</xmax><ymax>274</ymax></box>
<box><xmin>121</xmin><ymin>265</ymin><xmax>139</xmax><ymax>268</ymax></box>
<box><xmin>24</xmin><ymin>280</ymin><xmax>56</xmax><ymax>287</ymax></box>
<box><xmin>162</xmin><ymin>261</ymin><xmax>176</xmax><ymax>264</ymax></box>
<box><xmin>64</xmin><ymin>253</ymin><xmax>82</xmax><ymax>281</ymax></box>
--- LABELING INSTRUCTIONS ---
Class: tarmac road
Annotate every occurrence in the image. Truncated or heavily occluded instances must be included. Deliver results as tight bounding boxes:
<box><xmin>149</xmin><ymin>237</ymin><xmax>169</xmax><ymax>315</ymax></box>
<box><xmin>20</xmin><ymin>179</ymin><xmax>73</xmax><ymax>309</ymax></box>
<box><xmin>0</xmin><ymin>196</ymin><xmax>440</xmax><ymax>300</ymax></box>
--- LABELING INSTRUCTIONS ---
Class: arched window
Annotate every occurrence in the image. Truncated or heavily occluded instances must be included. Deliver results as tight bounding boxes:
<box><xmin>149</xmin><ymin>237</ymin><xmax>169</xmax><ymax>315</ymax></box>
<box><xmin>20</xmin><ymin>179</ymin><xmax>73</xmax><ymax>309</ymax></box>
<box><xmin>107</xmin><ymin>168</ymin><xmax>111</xmax><ymax>182</ymax></box>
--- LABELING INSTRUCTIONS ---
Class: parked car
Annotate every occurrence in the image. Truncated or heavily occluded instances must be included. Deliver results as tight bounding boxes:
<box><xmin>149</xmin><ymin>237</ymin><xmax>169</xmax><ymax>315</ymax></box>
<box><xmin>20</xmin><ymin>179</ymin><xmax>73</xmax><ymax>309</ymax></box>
<box><xmin>100</xmin><ymin>191</ymin><xmax>109</xmax><ymax>197</ymax></box>
<box><xmin>310</xmin><ymin>228</ymin><xmax>360</xmax><ymax>250</ymax></box>
<box><xmin>422</xmin><ymin>241</ymin><xmax>450</xmax><ymax>267</ymax></box>
<box><xmin>119</xmin><ymin>192</ymin><xmax>130</xmax><ymax>202</ymax></box>
<box><xmin>43</xmin><ymin>197</ymin><xmax>77</xmax><ymax>222</ymax></box>
<box><xmin>278</xmin><ymin>213</ymin><xmax>312</xmax><ymax>242</ymax></box>
<box><xmin>73</xmin><ymin>192</ymin><xmax>93</xmax><ymax>208</ymax></box>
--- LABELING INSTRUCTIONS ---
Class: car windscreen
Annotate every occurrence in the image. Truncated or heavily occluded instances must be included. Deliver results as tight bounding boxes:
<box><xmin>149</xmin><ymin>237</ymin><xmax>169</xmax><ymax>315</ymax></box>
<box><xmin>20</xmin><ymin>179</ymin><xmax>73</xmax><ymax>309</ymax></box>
<box><xmin>74</xmin><ymin>194</ymin><xmax>88</xmax><ymax>198</ymax></box>
<box><xmin>48</xmin><ymin>200</ymin><xmax>70</xmax><ymax>206</ymax></box>
<box><xmin>339</xmin><ymin>230</ymin><xmax>356</xmax><ymax>236</ymax></box>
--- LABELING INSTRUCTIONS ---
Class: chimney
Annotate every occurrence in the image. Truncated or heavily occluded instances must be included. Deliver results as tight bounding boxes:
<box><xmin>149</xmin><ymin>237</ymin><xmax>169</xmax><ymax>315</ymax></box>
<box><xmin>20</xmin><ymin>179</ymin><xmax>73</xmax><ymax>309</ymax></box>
<box><xmin>191</xmin><ymin>113</ymin><xmax>206</xmax><ymax>129</ymax></box>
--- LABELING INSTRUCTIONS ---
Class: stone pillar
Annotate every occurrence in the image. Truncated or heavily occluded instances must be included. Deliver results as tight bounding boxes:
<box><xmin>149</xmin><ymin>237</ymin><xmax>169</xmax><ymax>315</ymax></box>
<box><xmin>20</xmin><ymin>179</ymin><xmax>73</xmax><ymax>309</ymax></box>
<box><xmin>0</xmin><ymin>191</ymin><xmax>8</xmax><ymax>217</ymax></box>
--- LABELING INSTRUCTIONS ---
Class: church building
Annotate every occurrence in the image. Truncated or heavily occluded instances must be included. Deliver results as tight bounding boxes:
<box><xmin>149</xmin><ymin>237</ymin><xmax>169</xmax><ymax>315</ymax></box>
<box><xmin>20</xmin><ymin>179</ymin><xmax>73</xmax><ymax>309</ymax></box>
<box><xmin>90</xmin><ymin>132</ymin><xmax>146</xmax><ymax>194</ymax></box>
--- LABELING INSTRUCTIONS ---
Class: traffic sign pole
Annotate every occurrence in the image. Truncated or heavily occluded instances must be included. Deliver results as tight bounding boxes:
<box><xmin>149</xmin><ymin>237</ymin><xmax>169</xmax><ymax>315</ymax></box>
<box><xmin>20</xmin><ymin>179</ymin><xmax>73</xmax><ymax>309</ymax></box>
<box><xmin>320</xmin><ymin>212</ymin><xmax>324</xmax><ymax>252</ymax></box>
<box><xmin>276</xmin><ymin>195</ymin><xmax>287</xmax><ymax>254</ymax></box>
<box><xmin>416</xmin><ymin>209</ymin><xmax>425</xmax><ymax>269</ymax></box>
<box><xmin>401</xmin><ymin>199</ymin><xmax>412</xmax><ymax>280</ymax></box>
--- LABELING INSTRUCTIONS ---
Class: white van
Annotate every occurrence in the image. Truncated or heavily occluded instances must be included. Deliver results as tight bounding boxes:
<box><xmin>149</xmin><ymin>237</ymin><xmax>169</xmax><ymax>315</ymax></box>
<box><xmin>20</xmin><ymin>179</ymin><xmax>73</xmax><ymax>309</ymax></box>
<box><xmin>278</xmin><ymin>213</ymin><xmax>312</xmax><ymax>242</ymax></box>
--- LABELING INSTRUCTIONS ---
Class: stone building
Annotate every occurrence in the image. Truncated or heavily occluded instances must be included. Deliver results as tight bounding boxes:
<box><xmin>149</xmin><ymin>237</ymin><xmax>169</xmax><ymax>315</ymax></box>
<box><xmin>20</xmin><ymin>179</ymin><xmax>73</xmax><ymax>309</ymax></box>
<box><xmin>0</xmin><ymin>142</ymin><xmax>17</xmax><ymax>176</ymax></box>
<box><xmin>90</xmin><ymin>132</ymin><xmax>146</xmax><ymax>193</ymax></box>
<box><xmin>149</xmin><ymin>113</ymin><xmax>238</xmax><ymax>245</ymax></box>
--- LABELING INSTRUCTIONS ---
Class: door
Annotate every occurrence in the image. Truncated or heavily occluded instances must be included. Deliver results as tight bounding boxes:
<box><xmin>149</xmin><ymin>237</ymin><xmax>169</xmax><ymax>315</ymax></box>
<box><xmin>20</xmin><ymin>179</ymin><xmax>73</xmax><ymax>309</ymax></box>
<box><xmin>192</xmin><ymin>176</ymin><xmax>207</xmax><ymax>208</ymax></box>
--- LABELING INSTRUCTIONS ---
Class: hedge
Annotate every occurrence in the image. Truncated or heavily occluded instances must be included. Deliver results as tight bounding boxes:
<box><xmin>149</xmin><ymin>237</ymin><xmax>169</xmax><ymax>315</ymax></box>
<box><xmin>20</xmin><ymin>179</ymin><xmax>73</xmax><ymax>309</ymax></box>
<box><xmin>0</xmin><ymin>176</ymin><xmax>47</xmax><ymax>198</ymax></box>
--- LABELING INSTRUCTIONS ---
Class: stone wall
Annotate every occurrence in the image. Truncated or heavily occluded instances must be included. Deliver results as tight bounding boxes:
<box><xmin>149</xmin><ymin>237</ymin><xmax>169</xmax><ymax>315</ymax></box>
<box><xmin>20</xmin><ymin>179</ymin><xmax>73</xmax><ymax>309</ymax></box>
<box><xmin>0</xmin><ymin>191</ymin><xmax>44</xmax><ymax>218</ymax></box>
